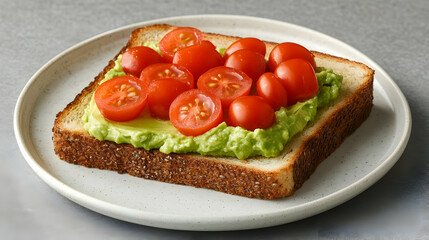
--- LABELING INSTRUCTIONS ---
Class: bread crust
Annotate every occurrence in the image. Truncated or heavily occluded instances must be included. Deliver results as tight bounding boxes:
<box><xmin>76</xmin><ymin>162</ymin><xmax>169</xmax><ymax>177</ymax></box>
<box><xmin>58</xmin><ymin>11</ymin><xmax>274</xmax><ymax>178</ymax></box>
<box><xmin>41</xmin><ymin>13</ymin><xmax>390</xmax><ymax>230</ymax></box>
<box><xmin>52</xmin><ymin>25</ymin><xmax>374</xmax><ymax>199</ymax></box>
<box><xmin>291</xmin><ymin>70</ymin><xmax>373</xmax><ymax>191</ymax></box>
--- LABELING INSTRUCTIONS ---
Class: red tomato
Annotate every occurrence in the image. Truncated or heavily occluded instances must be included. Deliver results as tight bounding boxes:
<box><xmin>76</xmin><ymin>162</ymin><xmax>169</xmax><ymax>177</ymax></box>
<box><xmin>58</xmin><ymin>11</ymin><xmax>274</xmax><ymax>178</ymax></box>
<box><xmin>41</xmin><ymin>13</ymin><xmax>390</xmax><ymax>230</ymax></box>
<box><xmin>274</xmin><ymin>59</ymin><xmax>318</xmax><ymax>106</ymax></box>
<box><xmin>256</xmin><ymin>72</ymin><xmax>288</xmax><ymax>110</ymax></box>
<box><xmin>268</xmin><ymin>42</ymin><xmax>316</xmax><ymax>72</ymax></box>
<box><xmin>228</xmin><ymin>96</ymin><xmax>275</xmax><ymax>131</ymax></box>
<box><xmin>173</xmin><ymin>43</ymin><xmax>224</xmax><ymax>80</ymax></box>
<box><xmin>121</xmin><ymin>46</ymin><xmax>163</xmax><ymax>77</ymax></box>
<box><xmin>140</xmin><ymin>63</ymin><xmax>194</xmax><ymax>88</ymax></box>
<box><xmin>224</xmin><ymin>49</ymin><xmax>266</xmax><ymax>82</ymax></box>
<box><xmin>200</xmin><ymin>40</ymin><xmax>216</xmax><ymax>50</ymax></box>
<box><xmin>147</xmin><ymin>78</ymin><xmax>191</xmax><ymax>120</ymax></box>
<box><xmin>169</xmin><ymin>89</ymin><xmax>223</xmax><ymax>136</ymax></box>
<box><xmin>159</xmin><ymin>27</ymin><xmax>203</xmax><ymax>62</ymax></box>
<box><xmin>223</xmin><ymin>37</ymin><xmax>266</xmax><ymax>59</ymax></box>
<box><xmin>94</xmin><ymin>76</ymin><xmax>147</xmax><ymax>122</ymax></box>
<box><xmin>197</xmin><ymin>66</ymin><xmax>252</xmax><ymax>108</ymax></box>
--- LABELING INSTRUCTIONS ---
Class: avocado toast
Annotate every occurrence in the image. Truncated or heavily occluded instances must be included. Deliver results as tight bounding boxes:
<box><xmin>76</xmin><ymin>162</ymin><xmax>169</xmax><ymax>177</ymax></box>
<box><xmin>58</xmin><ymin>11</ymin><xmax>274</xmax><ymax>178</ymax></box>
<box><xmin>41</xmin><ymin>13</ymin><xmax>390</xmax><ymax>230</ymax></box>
<box><xmin>52</xmin><ymin>24</ymin><xmax>374</xmax><ymax>199</ymax></box>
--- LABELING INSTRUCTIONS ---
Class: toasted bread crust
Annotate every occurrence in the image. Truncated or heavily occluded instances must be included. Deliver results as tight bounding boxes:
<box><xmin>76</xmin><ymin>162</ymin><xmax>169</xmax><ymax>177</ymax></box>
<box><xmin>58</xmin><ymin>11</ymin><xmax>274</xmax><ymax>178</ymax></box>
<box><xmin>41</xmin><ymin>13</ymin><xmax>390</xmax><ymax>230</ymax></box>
<box><xmin>52</xmin><ymin>130</ymin><xmax>287</xmax><ymax>198</ymax></box>
<box><xmin>291</xmin><ymin>71</ymin><xmax>373</xmax><ymax>191</ymax></box>
<box><xmin>52</xmin><ymin>24</ymin><xmax>374</xmax><ymax>199</ymax></box>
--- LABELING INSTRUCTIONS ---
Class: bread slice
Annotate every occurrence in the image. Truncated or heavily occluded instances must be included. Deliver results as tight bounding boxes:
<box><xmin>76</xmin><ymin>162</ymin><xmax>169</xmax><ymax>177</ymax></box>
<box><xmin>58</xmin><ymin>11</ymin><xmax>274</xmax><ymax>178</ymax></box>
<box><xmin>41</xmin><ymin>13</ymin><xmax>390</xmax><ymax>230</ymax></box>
<box><xmin>52</xmin><ymin>24</ymin><xmax>374</xmax><ymax>199</ymax></box>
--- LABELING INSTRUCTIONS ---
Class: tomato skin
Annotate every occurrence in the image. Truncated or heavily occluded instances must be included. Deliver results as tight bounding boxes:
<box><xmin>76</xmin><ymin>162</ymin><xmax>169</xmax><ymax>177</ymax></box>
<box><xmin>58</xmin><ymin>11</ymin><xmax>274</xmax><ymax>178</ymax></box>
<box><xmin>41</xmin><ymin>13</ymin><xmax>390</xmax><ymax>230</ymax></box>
<box><xmin>173</xmin><ymin>43</ymin><xmax>224</xmax><ymax>80</ymax></box>
<box><xmin>268</xmin><ymin>42</ymin><xmax>316</xmax><ymax>72</ymax></box>
<box><xmin>94</xmin><ymin>76</ymin><xmax>148</xmax><ymax>122</ymax></box>
<box><xmin>159</xmin><ymin>27</ymin><xmax>204</xmax><ymax>62</ymax></box>
<box><xmin>140</xmin><ymin>63</ymin><xmax>194</xmax><ymax>88</ymax></box>
<box><xmin>169</xmin><ymin>89</ymin><xmax>223</xmax><ymax>136</ymax></box>
<box><xmin>274</xmin><ymin>59</ymin><xmax>318</xmax><ymax>106</ymax></box>
<box><xmin>197</xmin><ymin>66</ymin><xmax>252</xmax><ymax>108</ymax></box>
<box><xmin>256</xmin><ymin>72</ymin><xmax>288</xmax><ymax>110</ymax></box>
<box><xmin>228</xmin><ymin>96</ymin><xmax>275</xmax><ymax>131</ymax></box>
<box><xmin>223</xmin><ymin>37</ymin><xmax>266</xmax><ymax>60</ymax></box>
<box><xmin>121</xmin><ymin>46</ymin><xmax>163</xmax><ymax>77</ymax></box>
<box><xmin>147</xmin><ymin>78</ymin><xmax>191</xmax><ymax>120</ymax></box>
<box><xmin>200</xmin><ymin>40</ymin><xmax>216</xmax><ymax>50</ymax></box>
<box><xmin>224</xmin><ymin>49</ymin><xmax>266</xmax><ymax>82</ymax></box>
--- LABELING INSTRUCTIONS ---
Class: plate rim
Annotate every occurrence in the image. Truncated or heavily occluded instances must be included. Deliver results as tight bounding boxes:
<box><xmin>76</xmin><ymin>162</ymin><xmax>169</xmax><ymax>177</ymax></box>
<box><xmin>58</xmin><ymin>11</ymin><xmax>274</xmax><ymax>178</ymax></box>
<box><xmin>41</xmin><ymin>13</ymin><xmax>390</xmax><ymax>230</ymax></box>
<box><xmin>14</xmin><ymin>14</ymin><xmax>412</xmax><ymax>231</ymax></box>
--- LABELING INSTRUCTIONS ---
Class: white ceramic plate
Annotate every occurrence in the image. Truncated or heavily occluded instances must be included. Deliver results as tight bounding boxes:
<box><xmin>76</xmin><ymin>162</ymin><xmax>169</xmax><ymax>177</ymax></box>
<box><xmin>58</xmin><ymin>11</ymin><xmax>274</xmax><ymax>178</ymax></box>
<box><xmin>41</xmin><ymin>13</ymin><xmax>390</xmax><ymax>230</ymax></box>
<box><xmin>14</xmin><ymin>15</ymin><xmax>411</xmax><ymax>231</ymax></box>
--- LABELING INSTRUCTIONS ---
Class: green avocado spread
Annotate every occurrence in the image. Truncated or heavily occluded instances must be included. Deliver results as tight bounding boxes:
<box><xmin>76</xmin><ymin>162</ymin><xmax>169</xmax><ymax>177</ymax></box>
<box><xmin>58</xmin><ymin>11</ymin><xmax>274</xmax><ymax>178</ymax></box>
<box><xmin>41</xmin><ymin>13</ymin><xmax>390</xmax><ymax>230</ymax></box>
<box><xmin>82</xmin><ymin>53</ymin><xmax>342</xmax><ymax>159</ymax></box>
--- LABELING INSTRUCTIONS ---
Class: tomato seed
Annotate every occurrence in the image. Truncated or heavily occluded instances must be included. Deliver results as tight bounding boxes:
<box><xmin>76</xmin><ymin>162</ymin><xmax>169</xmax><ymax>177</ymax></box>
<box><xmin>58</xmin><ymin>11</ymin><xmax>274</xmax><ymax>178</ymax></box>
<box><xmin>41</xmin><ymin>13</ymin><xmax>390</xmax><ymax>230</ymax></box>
<box><xmin>207</xmin><ymin>82</ymin><xmax>218</xmax><ymax>88</ymax></box>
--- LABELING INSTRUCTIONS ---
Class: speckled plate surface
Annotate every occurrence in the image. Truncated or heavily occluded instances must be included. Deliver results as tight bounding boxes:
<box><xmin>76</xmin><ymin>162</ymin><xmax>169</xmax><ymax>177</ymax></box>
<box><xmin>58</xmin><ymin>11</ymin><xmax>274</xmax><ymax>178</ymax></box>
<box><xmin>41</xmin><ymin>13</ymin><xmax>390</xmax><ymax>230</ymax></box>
<box><xmin>14</xmin><ymin>15</ymin><xmax>411</xmax><ymax>231</ymax></box>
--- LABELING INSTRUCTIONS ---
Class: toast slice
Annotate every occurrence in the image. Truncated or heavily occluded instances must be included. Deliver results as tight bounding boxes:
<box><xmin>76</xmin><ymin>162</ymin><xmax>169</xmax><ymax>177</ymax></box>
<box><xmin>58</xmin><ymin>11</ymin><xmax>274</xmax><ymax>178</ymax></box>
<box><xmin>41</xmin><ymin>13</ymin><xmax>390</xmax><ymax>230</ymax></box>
<box><xmin>52</xmin><ymin>24</ymin><xmax>374</xmax><ymax>199</ymax></box>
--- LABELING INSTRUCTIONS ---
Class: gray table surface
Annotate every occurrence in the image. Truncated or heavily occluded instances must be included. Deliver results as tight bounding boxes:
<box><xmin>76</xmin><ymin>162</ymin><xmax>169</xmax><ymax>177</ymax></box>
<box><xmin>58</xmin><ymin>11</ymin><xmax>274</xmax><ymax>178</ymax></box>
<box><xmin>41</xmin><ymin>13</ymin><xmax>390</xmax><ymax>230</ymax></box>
<box><xmin>2</xmin><ymin>0</ymin><xmax>428</xmax><ymax>239</ymax></box>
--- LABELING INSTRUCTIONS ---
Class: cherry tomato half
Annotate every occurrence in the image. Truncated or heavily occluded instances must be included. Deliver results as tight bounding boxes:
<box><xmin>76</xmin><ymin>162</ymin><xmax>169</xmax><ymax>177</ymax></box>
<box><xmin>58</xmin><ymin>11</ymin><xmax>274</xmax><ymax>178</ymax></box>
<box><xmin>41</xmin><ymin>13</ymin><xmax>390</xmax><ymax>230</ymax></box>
<box><xmin>94</xmin><ymin>76</ymin><xmax>148</xmax><ymax>122</ymax></box>
<box><xmin>121</xmin><ymin>46</ymin><xmax>163</xmax><ymax>77</ymax></box>
<box><xmin>268</xmin><ymin>42</ymin><xmax>316</xmax><ymax>72</ymax></box>
<box><xmin>197</xmin><ymin>66</ymin><xmax>252</xmax><ymax>108</ymax></box>
<box><xmin>173</xmin><ymin>43</ymin><xmax>224</xmax><ymax>80</ymax></box>
<box><xmin>223</xmin><ymin>37</ymin><xmax>266</xmax><ymax>59</ymax></box>
<box><xmin>224</xmin><ymin>49</ymin><xmax>266</xmax><ymax>82</ymax></box>
<box><xmin>169</xmin><ymin>89</ymin><xmax>223</xmax><ymax>136</ymax></box>
<box><xmin>140</xmin><ymin>63</ymin><xmax>194</xmax><ymax>88</ymax></box>
<box><xmin>228</xmin><ymin>96</ymin><xmax>275</xmax><ymax>131</ymax></box>
<box><xmin>147</xmin><ymin>78</ymin><xmax>191</xmax><ymax>120</ymax></box>
<box><xmin>274</xmin><ymin>58</ymin><xmax>319</xmax><ymax>106</ymax></box>
<box><xmin>256</xmin><ymin>72</ymin><xmax>288</xmax><ymax>110</ymax></box>
<box><xmin>159</xmin><ymin>27</ymin><xmax>203</xmax><ymax>62</ymax></box>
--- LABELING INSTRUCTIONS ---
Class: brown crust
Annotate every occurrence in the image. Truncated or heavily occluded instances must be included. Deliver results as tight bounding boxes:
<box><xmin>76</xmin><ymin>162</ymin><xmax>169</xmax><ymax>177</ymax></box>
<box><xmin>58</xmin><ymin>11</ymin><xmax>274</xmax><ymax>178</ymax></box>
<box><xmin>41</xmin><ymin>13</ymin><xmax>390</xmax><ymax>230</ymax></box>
<box><xmin>291</xmin><ymin>69</ymin><xmax>373</xmax><ymax>192</ymax></box>
<box><xmin>52</xmin><ymin>24</ymin><xmax>374</xmax><ymax>199</ymax></box>
<box><xmin>288</xmin><ymin>51</ymin><xmax>375</xmax><ymax>193</ymax></box>
<box><xmin>52</xmin><ymin>130</ymin><xmax>286</xmax><ymax>199</ymax></box>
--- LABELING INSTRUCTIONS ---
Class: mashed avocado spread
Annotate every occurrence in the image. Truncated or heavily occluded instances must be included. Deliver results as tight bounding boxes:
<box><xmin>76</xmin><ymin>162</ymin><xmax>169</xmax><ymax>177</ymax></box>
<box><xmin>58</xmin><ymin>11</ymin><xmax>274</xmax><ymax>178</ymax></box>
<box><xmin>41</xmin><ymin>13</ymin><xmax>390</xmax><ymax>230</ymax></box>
<box><xmin>82</xmin><ymin>53</ymin><xmax>342</xmax><ymax>159</ymax></box>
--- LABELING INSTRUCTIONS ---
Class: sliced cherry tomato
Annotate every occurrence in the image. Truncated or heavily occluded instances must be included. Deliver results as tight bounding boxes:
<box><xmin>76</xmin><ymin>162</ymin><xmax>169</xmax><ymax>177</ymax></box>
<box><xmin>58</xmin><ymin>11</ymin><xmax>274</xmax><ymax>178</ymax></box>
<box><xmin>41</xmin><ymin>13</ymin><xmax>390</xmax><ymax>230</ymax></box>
<box><xmin>121</xmin><ymin>46</ymin><xmax>163</xmax><ymax>77</ymax></box>
<box><xmin>228</xmin><ymin>96</ymin><xmax>275</xmax><ymax>131</ymax></box>
<box><xmin>140</xmin><ymin>63</ymin><xmax>194</xmax><ymax>88</ymax></box>
<box><xmin>159</xmin><ymin>27</ymin><xmax>203</xmax><ymax>62</ymax></box>
<box><xmin>268</xmin><ymin>42</ymin><xmax>316</xmax><ymax>72</ymax></box>
<box><xmin>173</xmin><ymin>43</ymin><xmax>224</xmax><ymax>80</ymax></box>
<box><xmin>274</xmin><ymin>59</ymin><xmax>318</xmax><ymax>106</ymax></box>
<box><xmin>169</xmin><ymin>89</ymin><xmax>223</xmax><ymax>136</ymax></box>
<box><xmin>94</xmin><ymin>76</ymin><xmax>147</xmax><ymax>122</ymax></box>
<box><xmin>223</xmin><ymin>37</ymin><xmax>266</xmax><ymax>59</ymax></box>
<box><xmin>256</xmin><ymin>72</ymin><xmax>288</xmax><ymax>110</ymax></box>
<box><xmin>147</xmin><ymin>78</ymin><xmax>191</xmax><ymax>120</ymax></box>
<box><xmin>224</xmin><ymin>49</ymin><xmax>266</xmax><ymax>82</ymax></box>
<box><xmin>197</xmin><ymin>66</ymin><xmax>252</xmax><ymax>108</ymax></box>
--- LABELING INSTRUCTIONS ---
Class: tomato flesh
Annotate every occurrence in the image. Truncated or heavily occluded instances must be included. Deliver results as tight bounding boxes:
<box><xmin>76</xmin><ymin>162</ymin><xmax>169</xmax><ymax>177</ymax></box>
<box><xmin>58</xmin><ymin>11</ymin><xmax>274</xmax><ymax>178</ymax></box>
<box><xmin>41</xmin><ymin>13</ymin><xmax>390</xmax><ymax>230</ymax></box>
<box><xmin>274</xmin><ymin>58</ymin><xmax>318</xmax><ymax>106</ymax></box>
<box><xmin>256</xmin><ymin>72</ymin><xmax>288</xmax><ymax>110</ymax></box>
<box><xmin>159</xmin><ymin>27</ymin><xmax>203</xmax><ymax>62</ymax></box>
<box><xmin>169</xmin><ymin>89</ymin><xmax>223</xmax><ymax>136</ymax></box>
<box><xmin>140</xmin><ymin>63</ymin><xmax>194</xmax><ymax>88</ymax></box>
<box><xmin>268</xmin><ymin>42</ymin><xmax>316</xmax><ymax>72</ymax></box>
<box><xmin>121</xmin><ymin>46</ymin><xmax>163</xmax><ymax>77</ymax></box>
<box><xmin>228</xmin><ymin>96</ymin><xmax>275</xmax><ymax>131</ymax></box>
<box><xmin>197</xmin><ymin>66</ymin><xmax>252</xmax><ymax>108</ymax></box>
<box><xmin>223</xmin><ymin>37</ymin><xmax>266</xmax><ymax>59</ymax></box>
<box><xmin>94</xmin><ymin>76</ymin><xmax>147</xmax><ymax>122</ymax></box>
<box><xmin>173</xmin><ymin>43</ymin><xmax>224</xmax><ymax>80</ymax></box>
<box><xmin>224</xmin><ymin>49</ymin><xmax>266</xmax><ymax>82</ymax></box>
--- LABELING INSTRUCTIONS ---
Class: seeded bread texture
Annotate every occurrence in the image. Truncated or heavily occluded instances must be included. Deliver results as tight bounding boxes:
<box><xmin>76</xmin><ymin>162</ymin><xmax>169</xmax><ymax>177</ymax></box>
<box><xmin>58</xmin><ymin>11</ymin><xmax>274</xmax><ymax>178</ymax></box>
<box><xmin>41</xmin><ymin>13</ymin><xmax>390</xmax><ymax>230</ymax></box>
<box><xmin>52</xmin><ymin>24</ymin><xmax>374</xmax><ymax>199</ymax></box>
